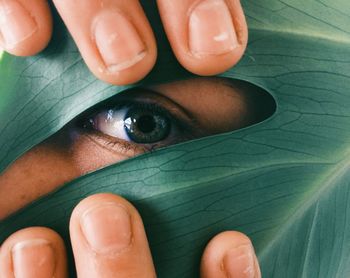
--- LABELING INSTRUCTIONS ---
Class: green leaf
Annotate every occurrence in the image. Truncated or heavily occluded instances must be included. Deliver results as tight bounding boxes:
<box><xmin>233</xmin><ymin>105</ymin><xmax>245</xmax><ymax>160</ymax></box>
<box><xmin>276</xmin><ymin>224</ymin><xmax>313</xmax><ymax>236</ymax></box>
<box><xmin>1</xmin><ymin>0</ymin><xmax>350</xmax><ymax>277</ymax></box>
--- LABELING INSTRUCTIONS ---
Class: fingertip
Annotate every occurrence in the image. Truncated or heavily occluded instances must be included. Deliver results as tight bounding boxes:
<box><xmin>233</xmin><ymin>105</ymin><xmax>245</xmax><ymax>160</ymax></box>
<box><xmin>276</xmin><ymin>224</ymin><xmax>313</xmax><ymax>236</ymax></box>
<box><xmin>52</xmin><ymin>0</ymin><xmax>157</xmax><ymax>86</ymax></box>
<box><xmin>157</xmin><ymin>0</ymin><xmax>248</xmax><ymax>76</ymax></box>
<box><xmin>0</xmin><ymin>227</ymin><xmax>68</xmax><ymax>278</ymax></box>
<box><xmin>200</xmin><ymin>231</ymin><xmax>261</xmax><ymax>278</ymax></box>
<box><xmin>0</xmin><ymin>0</ymin><xmax>52</xmax><ymax>57</ymax></box>
<box><xmin>70</xmin><ymin>193</ymin><xmax>156</xmax><ymax>278</ymax></box>
<box><xmin>70</xmin><ymin>193</ymin><xmax>140</xmax><ymax>222</ymax></box>
<box><xmin>89</xmin><ymin>10</ymin><xmax>157</xmax><ymax>85</ymax></box>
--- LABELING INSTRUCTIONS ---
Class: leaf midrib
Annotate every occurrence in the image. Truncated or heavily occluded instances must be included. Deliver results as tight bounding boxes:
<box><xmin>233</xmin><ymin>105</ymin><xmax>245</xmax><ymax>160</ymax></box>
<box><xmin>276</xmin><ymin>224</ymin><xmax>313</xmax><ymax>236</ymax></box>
<box><xmin>259</xmin><ymin>151</ymin><xmax>350</xmax><ymax>263</ymax></box>
<box><xmin>249</xmin><ymin>28</ymin><xmax>350</xmax><ymax>44</ymax></box>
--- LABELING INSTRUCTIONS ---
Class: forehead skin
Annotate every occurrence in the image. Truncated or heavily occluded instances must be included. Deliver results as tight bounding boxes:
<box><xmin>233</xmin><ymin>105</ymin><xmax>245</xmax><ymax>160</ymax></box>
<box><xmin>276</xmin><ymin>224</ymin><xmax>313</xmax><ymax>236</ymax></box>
<box><xmin>149</xmin><ymin>78</ymin><xmax>253</xmax><ymax>134</ymax></box>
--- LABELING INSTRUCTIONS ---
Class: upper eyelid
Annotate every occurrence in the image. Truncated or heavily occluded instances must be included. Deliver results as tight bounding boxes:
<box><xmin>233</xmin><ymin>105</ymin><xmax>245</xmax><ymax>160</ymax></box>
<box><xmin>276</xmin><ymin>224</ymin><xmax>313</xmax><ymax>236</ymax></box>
<box><xmin>76</xmin><ymin>89</ymin><xmax>202</xmax><ymax>134</ymax></box>
<box><xmin>73</xmin><ymin>90</ymin><xmax>208</xmax><ymax>151</ymax></box>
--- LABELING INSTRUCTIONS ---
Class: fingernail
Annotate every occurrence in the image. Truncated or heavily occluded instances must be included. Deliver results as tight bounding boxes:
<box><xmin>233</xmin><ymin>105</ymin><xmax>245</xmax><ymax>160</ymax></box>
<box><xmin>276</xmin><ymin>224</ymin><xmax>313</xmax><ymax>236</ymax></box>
<box><xmin>223</xmin><ymin>244</ymin><xmax>256</xmax><ymax>278</ymax></box>
<box><xmin>80</xmin><ymin>203</ymin><xmax>132</xmax><ymax>254</ymax></box>
<box><xmin>93</xmin><ymin>11</ymin><xmax>146</xmax><ymax>73</ymax></box>
<box><xmin>12</xmin><ymin>239</ymin><xmax>55</xmax><ymax>278</ymax></box>
<box><xmin>0</xmin><ymin>0</ymin><xmax>37</xmax><ymax>49</ymax></box>
<box><xmin>188</xmin><ymin>0</ymin><xmax>238</xmax><ymax>56</ymax></box>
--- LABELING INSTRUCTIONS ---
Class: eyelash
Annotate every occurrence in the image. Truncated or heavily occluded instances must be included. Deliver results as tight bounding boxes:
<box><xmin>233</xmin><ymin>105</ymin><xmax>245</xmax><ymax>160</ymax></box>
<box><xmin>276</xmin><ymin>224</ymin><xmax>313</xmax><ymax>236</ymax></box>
<box><xmin>76</xmin><ymin>99</ymin><xmax>198</xmax><ymax>155</ymax></box>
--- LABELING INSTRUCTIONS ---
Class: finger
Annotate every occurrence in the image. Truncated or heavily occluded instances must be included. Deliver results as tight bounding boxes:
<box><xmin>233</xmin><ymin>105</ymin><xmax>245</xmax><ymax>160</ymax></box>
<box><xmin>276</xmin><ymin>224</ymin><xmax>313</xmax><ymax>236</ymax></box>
<box><xmin>70</xmin><ymin>193</ymin><xmax>156</xmax><ymax>278</ymax></box>
<box><xmin>0</xmin><ymin>227</ymin><xmax>68</xmax><ymax>278</ymax></box>
<box><xmin>0</xmin><ymin>0</ymin><xmax>52</xmax><ymax>56</ymax></box>
<box><xmin>200</xmin><ymin>231</ymin><xmax>261</xmax><ymax>278</ymax></box>
<box><xmin>52</xmin><ymin>0</ymin><xmax>157</xmax><ymax>85</ymax></box>
<box><xmin>157</xmin><ymin>0</ymin><xmax>248</xmax><ymax>76</ymax></box>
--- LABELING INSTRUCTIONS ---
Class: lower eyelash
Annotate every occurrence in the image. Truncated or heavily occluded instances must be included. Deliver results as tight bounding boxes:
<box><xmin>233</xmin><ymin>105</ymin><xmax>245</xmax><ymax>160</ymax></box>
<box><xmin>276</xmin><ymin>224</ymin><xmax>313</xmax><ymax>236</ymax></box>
<box><xmin>106</xmin><ymin>138</ymin><xmax>146</xmax><ymax>154</ymax></box>
<box><xmin>75</xmin><ymin>97</ymin><xmax>203</xmax><ymax>156</ymax></box>
<box><xmin>80</xmin><ymin>130</ymin><xmax>148</xmax><ymax>158</ymax></box>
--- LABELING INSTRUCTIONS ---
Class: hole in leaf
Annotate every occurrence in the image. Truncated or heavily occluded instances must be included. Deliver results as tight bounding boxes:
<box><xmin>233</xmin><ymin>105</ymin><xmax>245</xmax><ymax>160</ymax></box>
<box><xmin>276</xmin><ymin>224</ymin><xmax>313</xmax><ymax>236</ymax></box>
<box><xmin>0</xmin><ymin>77</ymin><xmax>275</xmax><ymax>219</ymax></box>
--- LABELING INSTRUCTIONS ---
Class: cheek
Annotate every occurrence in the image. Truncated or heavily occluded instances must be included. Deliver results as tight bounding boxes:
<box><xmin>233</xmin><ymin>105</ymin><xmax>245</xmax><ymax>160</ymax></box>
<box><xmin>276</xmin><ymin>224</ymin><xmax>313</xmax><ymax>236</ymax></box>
<box><xmin>0</xmin><ymin>144</ymin><xmax>78</xmax><ymax>220</ymax></box>
<box><xmin>0</xmin><ymin>130</ymin><xmax>132</xmax><ymax>220</ymax></box>
<box><xmin>68</xmin><ymin>131</ymin><xmax>131</xmax><ymax>174</ymax></box>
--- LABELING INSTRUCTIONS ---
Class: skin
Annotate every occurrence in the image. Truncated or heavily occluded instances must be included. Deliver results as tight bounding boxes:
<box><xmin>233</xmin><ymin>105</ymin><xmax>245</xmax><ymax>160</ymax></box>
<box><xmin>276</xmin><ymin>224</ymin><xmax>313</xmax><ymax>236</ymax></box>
<box><xmin>0</xmin><ymin>1</ymin><xmax>261</xmax><ymax>277</ymax></box>
<box><xmin>0</xmin><ymin>0</ymin><xmax>248</xmax><ymax>84</ymax></box>
<box><xmin>0</xmin><ymin>77</ymin><xmax>274</xmax><ymax>220</ymax></box>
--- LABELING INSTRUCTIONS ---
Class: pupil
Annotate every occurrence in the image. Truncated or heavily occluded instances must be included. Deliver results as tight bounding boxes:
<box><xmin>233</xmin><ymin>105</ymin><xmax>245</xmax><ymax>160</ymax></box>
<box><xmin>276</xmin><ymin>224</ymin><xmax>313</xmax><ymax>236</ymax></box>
<box><xmin>137</xmin><ymin>115</ymin><xmax>156</xmax><ymax>133</ymax></box>
<box><xmin>124</xmin><ymin>105</ymin><xmax>171</xmax><ymax>144</ymax></box>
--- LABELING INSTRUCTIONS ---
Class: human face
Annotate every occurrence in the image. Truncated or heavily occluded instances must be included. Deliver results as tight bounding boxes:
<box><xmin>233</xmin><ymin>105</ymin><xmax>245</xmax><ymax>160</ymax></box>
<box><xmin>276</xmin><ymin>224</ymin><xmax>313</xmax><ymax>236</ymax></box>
<box><xmin>0</xmin><ymin>77</ymin><xmax>275</xmax><ymax>219</ymax></box>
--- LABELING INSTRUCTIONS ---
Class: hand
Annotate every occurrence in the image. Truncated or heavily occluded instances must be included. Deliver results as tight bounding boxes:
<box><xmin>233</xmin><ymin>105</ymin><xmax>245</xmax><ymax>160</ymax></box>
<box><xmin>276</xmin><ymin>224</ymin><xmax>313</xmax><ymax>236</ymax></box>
<box><xmin>0</xmin><ymin>193</ymin><xmax>261</xmax><ymax>277</ymax></box>
<box><xmin>0</xmin><ymin>1</ymin><xmax>254</xmax><ymax>276</ymax></box>
<box><xmin>0</xmin><ymin>0</ymin><xmax>248</xmax><ymax>85</ymax></box>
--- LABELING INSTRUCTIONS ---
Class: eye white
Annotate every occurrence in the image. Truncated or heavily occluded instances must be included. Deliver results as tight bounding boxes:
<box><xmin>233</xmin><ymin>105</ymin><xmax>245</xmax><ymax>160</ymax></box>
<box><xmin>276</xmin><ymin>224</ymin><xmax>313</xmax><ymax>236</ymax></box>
<box><xmin>93</xmin><ymin>108</ymin><xmax>130</xmax><ymax>141</ymax></box>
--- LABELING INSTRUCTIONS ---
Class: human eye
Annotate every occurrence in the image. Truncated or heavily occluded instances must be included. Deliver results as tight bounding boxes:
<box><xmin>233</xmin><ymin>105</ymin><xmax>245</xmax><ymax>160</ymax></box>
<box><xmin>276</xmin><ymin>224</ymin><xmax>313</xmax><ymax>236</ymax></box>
<box><xmin>75</xmin><ymin>88</ymin><xmax>202</xmax><ymax>157</ymax></box>
<box><xmin>0</xmin><ymin>77</ymin><xmax>276</xmax><ymax>219</ymax></box>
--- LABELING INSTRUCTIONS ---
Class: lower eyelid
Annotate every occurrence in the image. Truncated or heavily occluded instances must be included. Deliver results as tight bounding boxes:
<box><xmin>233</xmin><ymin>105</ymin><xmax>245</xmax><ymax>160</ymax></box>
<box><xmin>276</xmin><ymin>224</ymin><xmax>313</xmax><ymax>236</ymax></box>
<box><xmin>77</xmin><ymin>129</ymin><xmax>147</xmax><ymax>158</ymax></box>
<box><xmin>78</xmin><ymin>123</ymin><xmax>192</xmax><ymax>159</ymax></box>
<box><xmin>75</xmin><ymin>98</ymin><xmax>202</xmax><ymax>154</ymax></box>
